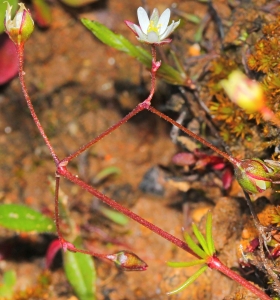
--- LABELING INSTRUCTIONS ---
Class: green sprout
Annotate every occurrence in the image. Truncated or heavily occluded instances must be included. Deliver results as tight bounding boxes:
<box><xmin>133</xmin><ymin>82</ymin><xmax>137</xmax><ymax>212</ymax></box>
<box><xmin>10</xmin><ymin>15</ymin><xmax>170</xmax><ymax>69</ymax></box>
<box><xmin>167</xmin><ymin>212</ymin><xmax>215</xmax><ymax>295</ymax></box>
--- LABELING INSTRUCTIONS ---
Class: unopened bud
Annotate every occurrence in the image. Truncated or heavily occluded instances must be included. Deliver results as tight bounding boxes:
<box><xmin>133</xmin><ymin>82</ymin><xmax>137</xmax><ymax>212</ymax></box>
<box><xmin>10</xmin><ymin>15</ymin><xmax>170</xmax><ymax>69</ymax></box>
<box><xmin>107</xmin><ymin>251</ymin><xmax>148</xmax><ymax>271</ymax></box>
<box><xmin>234</xmin><ymin>158</ymin><xmax>272</xmax><ymax>194</ymax></box>
<box><xmin>220</xmin><ymin>70</ymin><xmax>265</xmax><ymax>112</ymax></box>
<box><xmin>5</xmin><ymin>3</ymin><xmax>34</xmax><ymax>45</ymax></box>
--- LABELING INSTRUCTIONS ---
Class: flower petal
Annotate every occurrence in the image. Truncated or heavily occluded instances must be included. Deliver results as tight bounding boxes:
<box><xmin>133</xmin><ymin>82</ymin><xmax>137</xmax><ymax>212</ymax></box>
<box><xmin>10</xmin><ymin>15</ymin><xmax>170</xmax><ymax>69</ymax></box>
<box><xmin>125</xmin><ymin>20</ymin><xmax>138</xmax><ymax>35</ymax></box>
<box><xmin>134</xmin><ymin>25</ymin><xmax>148</xmax><ymax>42</ymax></box>
<box><xmin>160</xmin><ymin>20</ymin><xmax>180</xmax><ymax>40</ymax></box>
<box><xmin>150</xmin><ymin>8</ymin><xmax>159</xmax><ymax>24</ymax></box>
<box><xmin>137</xmin><ymin>7</ymin><xmax>150</xmax><ymax>34</ymax></box>
<box><xmin>5</xmin><ymin>3</ymin><xmax>12</xmax><ymax>24</ymax></box>
<box><xmin>158</xmin><ymin>8</ymin><xmax>170</xmax><ymax>34</ymax></box>
<box><xmin>255</xmin><ymin>179</ymin><xmax>267</xmax><ymax>191</ymax></box>
<box><xmin>155</xmin><ymin>38</ymin><xmax>172</xmax><ymax>45</ymax></box>
<box><xmin>147</xmin><ymin>31</ymin><xmax>159</xmax><ymax>43</ymax></box>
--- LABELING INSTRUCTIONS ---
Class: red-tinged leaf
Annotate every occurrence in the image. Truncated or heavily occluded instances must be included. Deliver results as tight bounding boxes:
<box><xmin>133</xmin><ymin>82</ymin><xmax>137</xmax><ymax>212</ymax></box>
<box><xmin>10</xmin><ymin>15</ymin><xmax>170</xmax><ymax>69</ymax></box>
<box><xmin>247</xmin><ymin>238</ymin><xmax>259</xmax><ymax>252</ymax></box>
<box><xmin>172</xmin><ymin>152</ymin><xmax>196</xmax><ymax>166</ymax></box>
<box><xmin>207</xmin><ymin>157</ymin><xmax>225</xmax><ymax>166</ymax></box>
<box><xmin>222</xmin><ymin>167</ymin><xmax>234</xmax><ymax>190</ymax></box>
<box><xmin>0</xmin><ymin>34</ymin><xmax>18</xmax><ymax>85</ymax></box>
<box><xmin>106</xmin><ymin>251</ymin><xmax>148</xmax><ymax>271</ymax></box>
<box><xmin>197</xmin><ymin>159</ymin><xmax>226</xmax><ymax>171</ymax></box>
<box><xmin>32</xmin><ymin>0</ymin><xmax>52</xmax><ymax>28</ymax></box>
<box><xmin>195</xmin><ymin>157</ymin><xmax>212</xmax><ymax>169</ymax></box>
<box><xmin>193</xmin><ymin>149</ymin><xmax>207</xmax><ymax>158</ymax></box>
<box><xmin>45</xmin><ymin>239</ymin><xmax>61</xmax><ymax>269</ymax></box>
<box><xmin>271</xmin><ymin>245</ymin><xmax>280</xmax><ymax>258</ymax></box>
<box><xmin>211</xmin><ymin>162</ymin><xmax>226</xmax><ymax>170</ymax></box>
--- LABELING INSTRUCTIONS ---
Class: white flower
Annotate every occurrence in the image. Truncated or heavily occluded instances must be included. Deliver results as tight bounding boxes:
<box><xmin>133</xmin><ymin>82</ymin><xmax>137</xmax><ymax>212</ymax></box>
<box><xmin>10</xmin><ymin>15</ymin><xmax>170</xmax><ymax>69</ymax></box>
<box><xmin>125</xmin><ymin>7</ymin><xmax>180</xmax><ymax>45</ymax></box>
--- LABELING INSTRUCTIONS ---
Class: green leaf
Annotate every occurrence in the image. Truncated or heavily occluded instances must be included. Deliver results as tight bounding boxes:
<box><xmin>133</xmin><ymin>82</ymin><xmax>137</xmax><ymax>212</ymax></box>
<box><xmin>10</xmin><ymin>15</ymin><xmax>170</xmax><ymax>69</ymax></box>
<box><xmin>32</xmin><ymin>0</ymin><xmax>52</xmax><ymax>27</ymax></box>
<box><xmin>167</xmin><ymin>265</ymin><xmax>207</xmax><ymax>295</ymax></box>
<box><xmin>184</xmin><ymin>234</ymin><xmax>207</xmax><ymax>259</ymax></box>
<box><xmin>93</xmin><ymin>166</ymin><xmax>121</xmax><ymax>184</ymax></box>
<box><xmin>99</xmin><ymin>206</ymin><xmax>129</xmax><ymax>226</ymax></box>
<box><xmin>64</xmin><ymin>239</ymin><xmax>96</xmax><ymax>300</ymax></box>
<box><xmin>59</xmin><ymin>0</ymin><xmax>99</xmax><ymax>7</ymax></box>
<box><xmin>206</xmin><ymin>212</ymin><xmax>215</xmax><ymax>255</ymax></box>
<box><xmin>192</xmin><ymin>223</ymin><xmax>210</xmax><ymax>256</ymax></box>
<box><xmin>0</xmin><ymin>270</ymin><xmax>16</xmax><ymax>298</ymax></box>
<box><xmin>81</xmin><ymin>19</ymin><xmax>188</xmax><ymax>86</ymax></box>
<box><xmin>167</xmin><ymin>259</ymin><xmax>206</xmax><ymax>268</ymax></box>
<box><xmin>0</xmin><ymin>0</ymin><xmax>18</xmax><ymax>34</ymax></box>
<box><xmin>0</xmin><ymin>204</ymin><xmax>55</xmax><ymax>233</ymax></box>
<box><xmin>182</xmin><ymin>13</ymin><xmax>201</xmax><ymax>24</ymax></box>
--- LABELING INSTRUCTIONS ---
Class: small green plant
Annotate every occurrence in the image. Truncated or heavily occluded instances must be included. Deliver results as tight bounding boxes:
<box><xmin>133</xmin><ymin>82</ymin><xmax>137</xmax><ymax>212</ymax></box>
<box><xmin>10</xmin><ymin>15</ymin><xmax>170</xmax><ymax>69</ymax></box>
<box><xmin>167</xmin><ymin>212</ymin><xmax>215</xmax><ymax>294</ymax></box>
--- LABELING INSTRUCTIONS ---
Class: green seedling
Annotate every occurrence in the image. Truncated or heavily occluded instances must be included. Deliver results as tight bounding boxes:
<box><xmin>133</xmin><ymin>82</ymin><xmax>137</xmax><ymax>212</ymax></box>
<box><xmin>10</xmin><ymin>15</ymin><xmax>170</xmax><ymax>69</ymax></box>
<box><xmin>167</xmin><ymin>212</ymin><xmax>215</xmax><ymax>294</ymax></box>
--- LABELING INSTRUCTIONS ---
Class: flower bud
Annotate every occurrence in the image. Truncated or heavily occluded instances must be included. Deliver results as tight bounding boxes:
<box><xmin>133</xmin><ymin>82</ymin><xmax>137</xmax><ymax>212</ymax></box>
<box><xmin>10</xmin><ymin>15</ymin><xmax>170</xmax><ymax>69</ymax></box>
<box><xmin>220</xmin><ymin>70</ymin><xmax>265</xmax><ymax>113</ymax></box>
<box><xmin>5</xmin><ymin>3</ymin><xmax>34</xmax><ymax>45</ymax></box>
<box><xmin>234</xmin><ymin>158</ymin><xmax>273</xmax><ymax>194</ymax></box>
<box><xmin>107</xmin><ymin>251</ymin><xmax>148</xmax><ymax>271</ymax></box>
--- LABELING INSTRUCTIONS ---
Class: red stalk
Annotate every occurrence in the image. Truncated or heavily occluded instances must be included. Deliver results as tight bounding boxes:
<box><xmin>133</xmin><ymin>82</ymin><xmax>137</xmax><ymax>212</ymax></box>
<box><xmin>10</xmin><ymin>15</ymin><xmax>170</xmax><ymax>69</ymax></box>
<box><xmin>15</xmin><ymin>40</ymin><xmax>271</xmax><ymax>299</ymax></box>
<box><xmin>207</xmin><ymin>256</ymin><xmax>271</xmax><ymax>300</ymax></box>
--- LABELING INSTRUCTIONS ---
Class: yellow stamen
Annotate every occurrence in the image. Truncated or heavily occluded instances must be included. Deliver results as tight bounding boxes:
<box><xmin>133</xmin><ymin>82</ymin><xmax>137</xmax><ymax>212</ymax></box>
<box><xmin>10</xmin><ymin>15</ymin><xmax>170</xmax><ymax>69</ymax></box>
<box><xmin>147</xmin><ymin>21</ymin><xmax>160</xmax><ymax>34</ymax></box>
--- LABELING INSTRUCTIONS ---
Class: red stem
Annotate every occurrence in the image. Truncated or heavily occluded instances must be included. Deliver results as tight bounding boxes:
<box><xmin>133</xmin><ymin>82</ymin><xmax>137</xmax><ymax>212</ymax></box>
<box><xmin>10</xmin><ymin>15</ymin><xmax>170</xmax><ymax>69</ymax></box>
<box><xmin>62</xmin><ymin>103</ymin><xmax>145</xmax><ymax>163</ymax></box>
<box><xmin>63</xmin><ymin>45</ymin><xmax>159</xmax><ymax>164</ymax></box>
<box><xmin>16</xmin><ymin>44</ymin><xmax>59</xmax><ymax>165</ymax></box>
<box><xmin>16</xmin><ymin>40</ymin><xmax>267</xmax><ymax>298</ymax></box>
<box><xmin>56</xmin><ymin>165</ymin><xmax>197</xmax><ymax>256</ymax></box>
<box><xmin>207</xmin><ymin>256</ymin><xmax>271</xmax><ymax>300</ymax></box>
<box><xmin>148</xmin><ymin>106</ymin><xmax>240</xmax><ymax>166</ymax></box>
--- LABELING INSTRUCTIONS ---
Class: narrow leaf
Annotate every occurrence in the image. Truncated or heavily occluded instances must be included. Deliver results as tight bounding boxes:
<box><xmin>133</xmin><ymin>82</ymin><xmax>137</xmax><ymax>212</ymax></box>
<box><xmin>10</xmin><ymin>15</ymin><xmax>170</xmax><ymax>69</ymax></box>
<box><xmin>184</xmin><ymin>234</ymin><xmax>207</xmax><ymax>259</ymax></box>
<box><xmin>63</xmin><ymin>239</ymin><xmax>96</xmax><ymax>300</ymax></box>
<box><xmin>192</xmin><ymin>223</ymin><xmax>210</xmax><ymax>256</ymax></box>
<box><xmin>182</xmin><ymin>13</ymin><xmax>201</xmax><ymax>24</ymax></box>
<box><xmin>45</xmin><ymin>239</ymin><xmax>61</xmax><ymax>269</ymax></box>
<box><xmin>59</xmin><ymin>0</ymin><xmax>99</xmax><ymax>7</ymax></box>
<box><xmin>32</xmin><ymin>0</ymin><xmax>52</xmax><ymax>28</ymax></box>
<box><xmin>81</xmin><ymin>19</ymin><xmax>188</xmax><ymax>86</ymax></box>
<box><xmin>3</xmin><ymin>270</ymin><xmax>16</xmax><ymax>288</ymax></box>
<box><xmin>194</xmin><ymin>22</ymin><xmax>205</xmax><ymax>43</ymax></box>
<box><xmin>167</xmin><ymin>265</ymin><xmax>207</xmax><ymax>295</ymax></box>
<box><xmin>0</xmin><ymin>204</ymin><xmax>55</xmax><ymax>233</ymax></box>
<box><xmin>93</xmin><ymin>166</ymin><xmax>121</xmax><ymax>184</ymax></box>
<box><xmin>167</xmin><ymin>259</ymin><xmax>206</xmax><ymax>268</ymax></box>
<box><xmin>99</xmin><ymin>206</ymin><xmax>129</xmax><ymax>226</ymax></box>
<box><xmin>206</xmin><ymin>212</ymin><xmax>215</xmax><ymax>255</ymax></box>
<box><xmin>0</xmin><ymin>270</ymin><xmax>16</xmax><ymax>297</ymax></box>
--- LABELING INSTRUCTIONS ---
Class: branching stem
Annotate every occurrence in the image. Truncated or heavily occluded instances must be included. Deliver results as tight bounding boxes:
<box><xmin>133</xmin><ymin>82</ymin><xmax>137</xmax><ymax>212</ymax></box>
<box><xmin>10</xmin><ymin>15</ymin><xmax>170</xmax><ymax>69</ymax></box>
<box><xmin>16</xmin><ymin>40</ymin><xmax>271</xmax><ymax>300</ymax></box>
